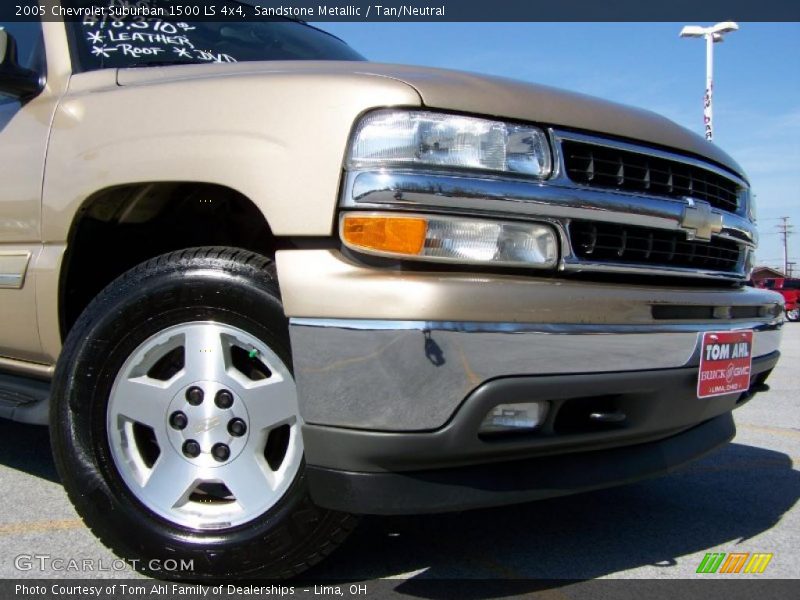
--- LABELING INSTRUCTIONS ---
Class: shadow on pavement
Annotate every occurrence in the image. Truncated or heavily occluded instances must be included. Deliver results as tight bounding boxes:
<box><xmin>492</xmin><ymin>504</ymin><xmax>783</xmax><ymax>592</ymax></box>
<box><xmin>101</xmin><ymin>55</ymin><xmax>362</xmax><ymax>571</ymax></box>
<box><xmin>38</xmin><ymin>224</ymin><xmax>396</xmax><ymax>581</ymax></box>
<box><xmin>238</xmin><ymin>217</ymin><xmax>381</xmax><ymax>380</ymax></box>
<box><xmin>0</xmin><ymin>419</ymin><xmax>59</xmax><ymax>483</ymax></box>
<box><xmin>307</xmin><ymin>441</ymin><xmax>799</xmax><ymax>588</ymax></box>
<box><xmin>1</xmin><ymin>420</ymin><xmax>796</xmax><ymax>593</ymax></box>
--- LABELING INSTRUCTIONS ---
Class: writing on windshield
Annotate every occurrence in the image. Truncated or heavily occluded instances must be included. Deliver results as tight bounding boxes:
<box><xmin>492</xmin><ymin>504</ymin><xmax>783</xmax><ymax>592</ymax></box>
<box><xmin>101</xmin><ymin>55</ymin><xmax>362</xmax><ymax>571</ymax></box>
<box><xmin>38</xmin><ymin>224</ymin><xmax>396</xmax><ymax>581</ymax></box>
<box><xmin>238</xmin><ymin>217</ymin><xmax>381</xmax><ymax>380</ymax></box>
<box><xmin>64</xmin><ymin>1</ymin><xmax>365</xmax><ymax>71</ymax></box>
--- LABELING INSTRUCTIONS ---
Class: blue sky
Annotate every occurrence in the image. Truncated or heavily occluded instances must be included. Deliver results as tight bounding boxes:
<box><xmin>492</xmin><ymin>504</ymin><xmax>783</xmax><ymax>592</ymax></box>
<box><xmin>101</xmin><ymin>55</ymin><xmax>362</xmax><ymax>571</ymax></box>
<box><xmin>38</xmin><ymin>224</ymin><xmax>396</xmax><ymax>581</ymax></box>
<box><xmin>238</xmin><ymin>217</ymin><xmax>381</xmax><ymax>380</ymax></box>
<box><xmin>317</xmin><ymin>22</ymin><xmax>800</xmax><ymax>273</ymax></box>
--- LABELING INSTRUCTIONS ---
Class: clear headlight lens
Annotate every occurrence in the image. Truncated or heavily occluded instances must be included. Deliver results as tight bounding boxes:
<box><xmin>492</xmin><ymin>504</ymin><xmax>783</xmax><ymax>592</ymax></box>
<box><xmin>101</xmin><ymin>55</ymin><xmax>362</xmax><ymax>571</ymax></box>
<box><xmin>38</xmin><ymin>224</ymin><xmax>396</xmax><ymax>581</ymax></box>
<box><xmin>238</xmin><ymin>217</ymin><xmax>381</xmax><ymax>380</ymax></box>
<box><xmin>341</xmin><ymin>212</ymin><xmax>558</xmax><ymax>268</ymax></box>
<box><xmin>348</xmin><ymin>110</ymin><xmax>552</xmax><ymax>178</ymax></box>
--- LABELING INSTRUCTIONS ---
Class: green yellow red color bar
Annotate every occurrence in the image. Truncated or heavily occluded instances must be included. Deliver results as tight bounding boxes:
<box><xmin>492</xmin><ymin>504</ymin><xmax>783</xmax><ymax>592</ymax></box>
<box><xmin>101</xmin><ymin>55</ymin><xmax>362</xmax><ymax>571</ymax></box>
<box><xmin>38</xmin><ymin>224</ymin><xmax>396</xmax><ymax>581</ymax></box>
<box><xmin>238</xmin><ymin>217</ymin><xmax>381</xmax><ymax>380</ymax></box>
<box><xmin>696</xmin><ymin>552</ymin><xmax>773</xmax><ymax>574</ymax></box>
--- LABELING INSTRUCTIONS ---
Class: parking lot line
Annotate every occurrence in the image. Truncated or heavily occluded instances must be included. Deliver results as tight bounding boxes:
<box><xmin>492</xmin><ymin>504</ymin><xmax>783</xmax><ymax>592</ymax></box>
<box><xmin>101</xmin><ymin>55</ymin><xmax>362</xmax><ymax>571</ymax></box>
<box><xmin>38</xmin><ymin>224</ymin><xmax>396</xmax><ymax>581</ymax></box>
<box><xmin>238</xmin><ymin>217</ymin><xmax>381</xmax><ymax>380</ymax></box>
<box><xmin>0</xmin><ymin>518</ymin><xmax>83</xmax><ymax>536</ymax></box>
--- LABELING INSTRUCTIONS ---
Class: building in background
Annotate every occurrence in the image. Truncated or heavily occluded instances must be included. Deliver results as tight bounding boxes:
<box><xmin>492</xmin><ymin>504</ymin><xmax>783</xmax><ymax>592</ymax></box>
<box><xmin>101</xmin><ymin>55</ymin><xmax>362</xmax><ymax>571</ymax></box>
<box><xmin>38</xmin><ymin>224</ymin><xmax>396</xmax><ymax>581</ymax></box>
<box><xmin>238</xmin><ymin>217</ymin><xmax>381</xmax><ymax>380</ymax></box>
<box><xmin>751</xmin><ymin>266</ymin><xmax>786</xmax><ymax>284</ymax></box>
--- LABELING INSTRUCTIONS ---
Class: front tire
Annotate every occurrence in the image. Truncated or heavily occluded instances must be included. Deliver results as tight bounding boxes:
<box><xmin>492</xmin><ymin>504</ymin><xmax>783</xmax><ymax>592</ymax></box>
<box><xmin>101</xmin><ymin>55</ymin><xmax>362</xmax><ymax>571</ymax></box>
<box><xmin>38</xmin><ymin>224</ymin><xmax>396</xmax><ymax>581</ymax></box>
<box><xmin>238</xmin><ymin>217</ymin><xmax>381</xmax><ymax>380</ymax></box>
<box><xmin>50</xmin><ymin>248</ymin><xmax>357</xmax><ymax>580</ymax></box>
<box><xmin>786</xmin><ymin>308</ymin><xmax>799</xmax><ymax>322</ymax></box>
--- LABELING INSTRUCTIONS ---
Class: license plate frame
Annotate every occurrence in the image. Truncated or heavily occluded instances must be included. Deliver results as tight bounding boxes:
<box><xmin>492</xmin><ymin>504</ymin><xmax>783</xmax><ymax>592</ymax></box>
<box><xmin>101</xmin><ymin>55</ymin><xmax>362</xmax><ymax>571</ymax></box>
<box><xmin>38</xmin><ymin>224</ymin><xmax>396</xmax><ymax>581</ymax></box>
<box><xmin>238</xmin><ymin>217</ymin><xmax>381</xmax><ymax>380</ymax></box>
<box><xmin>697</xmin><ymin>330</ymin><xmax>754</xmax><ymax>399</ymax></box>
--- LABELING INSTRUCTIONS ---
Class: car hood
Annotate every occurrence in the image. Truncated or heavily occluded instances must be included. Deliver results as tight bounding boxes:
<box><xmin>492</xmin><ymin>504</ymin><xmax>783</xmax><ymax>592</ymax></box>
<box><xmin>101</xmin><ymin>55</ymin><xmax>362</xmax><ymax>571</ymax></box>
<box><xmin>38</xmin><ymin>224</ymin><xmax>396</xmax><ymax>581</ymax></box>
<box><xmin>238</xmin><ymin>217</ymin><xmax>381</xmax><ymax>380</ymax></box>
<box><xmin>117</xmin><ymin>60</ymin><xmax>745</xmax><ymax>178</ymax></box>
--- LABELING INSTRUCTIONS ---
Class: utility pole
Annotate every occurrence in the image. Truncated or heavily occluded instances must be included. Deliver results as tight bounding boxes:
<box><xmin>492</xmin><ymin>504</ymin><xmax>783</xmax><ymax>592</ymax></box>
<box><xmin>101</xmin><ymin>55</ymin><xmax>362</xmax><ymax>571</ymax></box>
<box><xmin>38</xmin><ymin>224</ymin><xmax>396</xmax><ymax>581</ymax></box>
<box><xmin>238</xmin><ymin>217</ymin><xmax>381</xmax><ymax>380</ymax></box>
<box><xmin>777</xmin><ymin>217</ymin><xmax>794</xmax><ymax>275</ymax></box>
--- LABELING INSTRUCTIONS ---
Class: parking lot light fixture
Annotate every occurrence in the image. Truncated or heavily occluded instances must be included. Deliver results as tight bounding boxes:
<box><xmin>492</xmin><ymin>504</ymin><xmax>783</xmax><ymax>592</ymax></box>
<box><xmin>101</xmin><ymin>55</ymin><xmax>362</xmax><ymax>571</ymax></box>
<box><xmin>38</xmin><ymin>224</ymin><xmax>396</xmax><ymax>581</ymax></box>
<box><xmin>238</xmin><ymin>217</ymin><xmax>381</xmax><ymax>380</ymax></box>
<box><xmin>679</xmin><ymin>21</ymin><xmax>739</xmax><ymax>141</ymax></box>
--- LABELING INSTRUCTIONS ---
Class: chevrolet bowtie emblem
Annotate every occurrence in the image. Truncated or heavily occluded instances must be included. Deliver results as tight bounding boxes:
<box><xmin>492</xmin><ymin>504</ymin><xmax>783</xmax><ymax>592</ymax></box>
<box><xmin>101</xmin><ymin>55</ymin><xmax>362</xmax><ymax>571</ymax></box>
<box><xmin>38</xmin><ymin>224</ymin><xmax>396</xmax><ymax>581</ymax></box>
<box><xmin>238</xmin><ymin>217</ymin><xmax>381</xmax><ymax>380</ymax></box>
<box><xmin>680</xmin><ymin>198</ymin><xmax>723</xmax><ymax>242</ymax></box>
<box><xmin>194</xmin><ymin>416</ymin><xmax>222</xmax><ymax>434</ymax></box>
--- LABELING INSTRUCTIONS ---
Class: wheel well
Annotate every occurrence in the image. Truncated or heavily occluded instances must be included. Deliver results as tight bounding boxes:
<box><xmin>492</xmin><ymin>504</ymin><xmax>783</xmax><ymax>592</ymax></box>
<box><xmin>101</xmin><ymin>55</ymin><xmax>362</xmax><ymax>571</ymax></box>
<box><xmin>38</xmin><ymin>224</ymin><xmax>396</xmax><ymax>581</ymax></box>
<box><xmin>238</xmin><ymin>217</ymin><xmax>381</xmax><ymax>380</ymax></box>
<box><xmin>60</xmin><ymin>182</ymin><xmax>278</xmax><ymax>338</ymax></box>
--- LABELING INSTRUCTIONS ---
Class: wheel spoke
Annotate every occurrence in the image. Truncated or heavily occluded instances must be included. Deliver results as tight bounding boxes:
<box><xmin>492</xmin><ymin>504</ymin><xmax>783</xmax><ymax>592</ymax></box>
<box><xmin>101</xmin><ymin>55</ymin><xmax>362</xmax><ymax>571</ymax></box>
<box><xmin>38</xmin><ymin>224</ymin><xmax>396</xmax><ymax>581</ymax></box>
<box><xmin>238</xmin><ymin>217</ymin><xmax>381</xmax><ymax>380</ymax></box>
<box><xmin>242</xmin><ymin>378</ymin><xmax>298</xmax><ymax>431</ymax></box>
<box><xmin>280</xmin><ymin>427</ymin><xmax>304</xmax><ymax>476</ymax></box>
<box><xmin>182</xmin><ymin>325</ymin><xmax>229</xmax><ymax>381</ymax></box>
<box><xmin>222</xmin><ymin>454</ymin><xmax>277</xmax><ymax>512</ymax></box>
<box><xmin>112</xmin><ymin>376</ymin><xmax>172</xmax><ymax>428</ymax></box>
<box><xmin>142</xmin><ymin>452</ymin><xmax>200</xmax><ymax>510</ymax></box>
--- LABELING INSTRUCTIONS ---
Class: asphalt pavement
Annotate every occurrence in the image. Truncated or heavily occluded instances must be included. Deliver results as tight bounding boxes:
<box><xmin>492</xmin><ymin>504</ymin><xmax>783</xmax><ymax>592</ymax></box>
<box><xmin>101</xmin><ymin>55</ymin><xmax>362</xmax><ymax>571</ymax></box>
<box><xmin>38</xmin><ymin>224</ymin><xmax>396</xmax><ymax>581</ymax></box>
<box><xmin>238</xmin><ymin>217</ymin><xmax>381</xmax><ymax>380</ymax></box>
<box><xmin>0</xmin><ymin>324</ymin><xmax>797</xmax><ymax>584</ymax></box>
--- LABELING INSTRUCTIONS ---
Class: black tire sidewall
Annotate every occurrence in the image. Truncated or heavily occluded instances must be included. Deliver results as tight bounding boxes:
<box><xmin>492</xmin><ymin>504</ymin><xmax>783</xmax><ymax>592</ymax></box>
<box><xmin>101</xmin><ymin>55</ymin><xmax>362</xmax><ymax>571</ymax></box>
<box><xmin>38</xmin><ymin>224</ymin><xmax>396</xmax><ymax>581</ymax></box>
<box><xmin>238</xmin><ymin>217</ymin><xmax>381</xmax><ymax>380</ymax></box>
<box><xmin>50</xmin><ymin>251</ymin><xmax>330</xmax><ymax>578</ymax></box>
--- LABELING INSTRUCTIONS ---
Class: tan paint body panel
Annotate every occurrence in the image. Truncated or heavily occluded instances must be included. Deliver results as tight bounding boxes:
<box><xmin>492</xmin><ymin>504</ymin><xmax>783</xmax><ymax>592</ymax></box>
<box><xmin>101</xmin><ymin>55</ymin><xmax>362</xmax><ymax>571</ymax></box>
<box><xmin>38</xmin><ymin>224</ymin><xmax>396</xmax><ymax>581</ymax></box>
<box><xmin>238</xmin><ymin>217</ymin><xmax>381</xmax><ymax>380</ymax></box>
<box><xmin>0</xmin><ymin>21</ymin><xmax>71</xmax><ymax>363</ymax></box>
<box><xmin>0</xmin><ymin>246</ymin><xmax>42</xmax><ymax>361</ymax></box>
<box><xmin>0</xmin><ymin>98</ymin><xmax>47</xmax><ymax>242</ymax></box>
<box><xmin>41</xmin><ymin>66</ymin><xmax>422</xmax><ymax>242</ymax></box>
<box><xmin>277</xmin><ymin>249</ymin><xmax>780</xmax><ymax>323</ymax></box>
<box><xmin>34</xmin><ymin>243</ymin><xmax>67</xmax><ymax>361</ymax></box>
<box><xmin>0</xmin><ymin>96</ymin><xmax>50</xmax><ymax>358</ymax></box>
<box><xmin>0</xmin><ymin>23</ymin><xmax>68</xmax><ymax>242</ymax></box>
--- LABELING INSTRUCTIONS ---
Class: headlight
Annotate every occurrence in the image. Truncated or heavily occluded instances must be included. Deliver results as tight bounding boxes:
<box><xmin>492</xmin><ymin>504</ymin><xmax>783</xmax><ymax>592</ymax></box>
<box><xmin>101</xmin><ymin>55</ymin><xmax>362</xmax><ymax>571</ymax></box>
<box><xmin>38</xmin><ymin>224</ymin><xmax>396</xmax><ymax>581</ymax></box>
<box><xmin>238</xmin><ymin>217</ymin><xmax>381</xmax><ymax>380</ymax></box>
<box><xmin>340</xmin><ymin>212</ymin><xmax>558</xmax><ymax>268</ymax></box>
<box><xmin>348</xmin><ymin>110</ymin><xmax>552</xmax><ymax>178</ymax></box>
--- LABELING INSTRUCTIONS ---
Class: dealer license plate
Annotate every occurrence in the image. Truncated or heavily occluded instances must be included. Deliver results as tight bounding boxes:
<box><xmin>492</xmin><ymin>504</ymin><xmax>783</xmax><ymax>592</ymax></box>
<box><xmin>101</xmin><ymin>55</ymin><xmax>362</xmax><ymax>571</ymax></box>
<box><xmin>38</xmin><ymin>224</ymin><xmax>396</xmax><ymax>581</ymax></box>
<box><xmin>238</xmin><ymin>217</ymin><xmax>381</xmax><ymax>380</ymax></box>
<box><xmin>697</xmin><ymin>330</ymin><xmax>754</xmax><ymax>398</ymax></box>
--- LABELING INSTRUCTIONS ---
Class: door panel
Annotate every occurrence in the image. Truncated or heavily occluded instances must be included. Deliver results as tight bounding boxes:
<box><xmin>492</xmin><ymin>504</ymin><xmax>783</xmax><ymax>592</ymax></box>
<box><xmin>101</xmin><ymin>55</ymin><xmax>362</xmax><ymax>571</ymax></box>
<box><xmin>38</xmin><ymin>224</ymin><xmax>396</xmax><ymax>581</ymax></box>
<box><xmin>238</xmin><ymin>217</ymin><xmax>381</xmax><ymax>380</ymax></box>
<box><xmin>0</xmin><ymin>21</ymin><xmax>53</xmax><ymax>362</ymax></box>
<box><xmin>0</xmin><ymin>98</ymin><xmax>45</xmax><ymax>242</ymax></box>
<box><xmin>0</xmin><ymin>246</ymin><xmax>41</xmax><ymax>361</ymax></box>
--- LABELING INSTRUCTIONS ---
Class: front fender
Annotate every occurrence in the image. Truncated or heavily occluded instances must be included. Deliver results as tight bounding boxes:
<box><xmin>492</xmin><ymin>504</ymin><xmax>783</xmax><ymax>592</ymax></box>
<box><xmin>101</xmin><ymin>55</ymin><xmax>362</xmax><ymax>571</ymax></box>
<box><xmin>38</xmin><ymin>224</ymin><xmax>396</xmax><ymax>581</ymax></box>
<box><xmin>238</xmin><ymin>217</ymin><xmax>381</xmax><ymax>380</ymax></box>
<box><xmin>42</xmin><ymin>68</ymin><xmax>422</xmax><ymax>242</ymax></box>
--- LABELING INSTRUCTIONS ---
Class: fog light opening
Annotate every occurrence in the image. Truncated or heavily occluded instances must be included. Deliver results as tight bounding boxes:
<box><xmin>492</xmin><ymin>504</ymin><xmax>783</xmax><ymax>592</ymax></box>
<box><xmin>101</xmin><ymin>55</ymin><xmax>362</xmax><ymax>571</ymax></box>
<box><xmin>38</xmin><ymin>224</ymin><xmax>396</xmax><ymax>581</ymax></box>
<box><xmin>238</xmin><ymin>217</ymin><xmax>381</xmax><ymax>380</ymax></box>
<box><xmin>478</xmin><ymin>401</ymin><xmax>548</xmax><ymax>437</ymax></box>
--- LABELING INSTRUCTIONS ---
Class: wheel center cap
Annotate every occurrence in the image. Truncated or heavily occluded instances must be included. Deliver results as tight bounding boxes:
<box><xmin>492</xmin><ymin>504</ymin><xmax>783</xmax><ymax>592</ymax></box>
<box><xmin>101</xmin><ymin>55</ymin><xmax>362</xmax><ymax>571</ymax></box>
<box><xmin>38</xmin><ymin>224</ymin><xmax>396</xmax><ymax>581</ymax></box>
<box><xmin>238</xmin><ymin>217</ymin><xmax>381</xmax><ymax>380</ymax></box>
<box><xmin>193</xmin><ymin>415</ymin><xmax>223</xmax><ymax>435</ymax></box>
<box><xmin>166</xmin><ymin>381</ymin><xmax>250</xmax><ymax>467</ymax></box>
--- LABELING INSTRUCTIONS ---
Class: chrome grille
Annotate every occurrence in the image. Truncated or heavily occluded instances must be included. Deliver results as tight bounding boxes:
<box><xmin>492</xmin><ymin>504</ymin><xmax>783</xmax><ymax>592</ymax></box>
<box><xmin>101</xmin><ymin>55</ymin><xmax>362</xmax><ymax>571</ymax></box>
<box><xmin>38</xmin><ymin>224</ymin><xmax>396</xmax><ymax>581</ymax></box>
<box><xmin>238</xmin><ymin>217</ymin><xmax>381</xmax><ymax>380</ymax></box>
<box><xmin>569</xmin><ymin>221</ymin><xmax>742</xmax><ymax>274</ymax></box>
<box><xmin>562</xmin><ymin>140</ymin><xmax>741</xmax><ymax>213</ymax></box>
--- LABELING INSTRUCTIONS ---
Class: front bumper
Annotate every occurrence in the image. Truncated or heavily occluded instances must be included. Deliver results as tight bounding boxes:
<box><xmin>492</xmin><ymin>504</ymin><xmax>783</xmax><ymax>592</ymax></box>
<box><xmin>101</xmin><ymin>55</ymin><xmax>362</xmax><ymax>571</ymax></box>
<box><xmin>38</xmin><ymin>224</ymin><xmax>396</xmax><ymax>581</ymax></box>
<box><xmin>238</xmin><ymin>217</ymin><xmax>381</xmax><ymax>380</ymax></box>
<box><xmin>278</xmin><ymin>249</ymin><xmax>782</xmax><ymax>513</ymax></box>
<box><xmin>307</xmin><ymin>411</ymin><xmax>738</xmax><ymax>515</ymax></box>
<box><xmin>281</xmin><ymin>248</ymin><xmax>783</xmax><ymax>432</ymax></box>
<box><xmin>289</xmin><ymin>315</ymin><xmax>781</xmax><ymax>432</ymax></box>
<box><xmin>299</xmin><ymin>352</ymin><xmax>778</xmax><ymax>474</ymax></box>
<box><xmin>303</xmin><ymin>353</ymin><xmax>777</xmax><ymax>514</ymax></box>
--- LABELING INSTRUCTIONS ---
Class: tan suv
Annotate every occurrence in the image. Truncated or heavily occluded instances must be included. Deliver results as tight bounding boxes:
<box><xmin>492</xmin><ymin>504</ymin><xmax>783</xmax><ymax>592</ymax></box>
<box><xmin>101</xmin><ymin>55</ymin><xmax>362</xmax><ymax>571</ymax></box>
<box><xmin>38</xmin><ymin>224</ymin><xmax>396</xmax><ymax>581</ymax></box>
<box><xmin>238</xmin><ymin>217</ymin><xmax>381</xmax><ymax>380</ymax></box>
<box><xmin>0</xmin><ymin>2</ymin><xmax>784</xmax><ymax>580</ymax></box>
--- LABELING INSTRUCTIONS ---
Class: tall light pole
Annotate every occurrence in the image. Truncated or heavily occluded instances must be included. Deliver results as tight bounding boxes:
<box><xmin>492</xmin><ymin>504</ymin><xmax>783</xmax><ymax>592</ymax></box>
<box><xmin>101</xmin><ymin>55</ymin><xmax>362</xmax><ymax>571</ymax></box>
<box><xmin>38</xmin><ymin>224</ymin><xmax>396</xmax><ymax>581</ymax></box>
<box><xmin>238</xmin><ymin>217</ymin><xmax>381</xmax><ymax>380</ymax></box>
<box><xmin>679</xmin><ymin>21</ymin><xmax>739</xmax><ymax>141</ymax></box>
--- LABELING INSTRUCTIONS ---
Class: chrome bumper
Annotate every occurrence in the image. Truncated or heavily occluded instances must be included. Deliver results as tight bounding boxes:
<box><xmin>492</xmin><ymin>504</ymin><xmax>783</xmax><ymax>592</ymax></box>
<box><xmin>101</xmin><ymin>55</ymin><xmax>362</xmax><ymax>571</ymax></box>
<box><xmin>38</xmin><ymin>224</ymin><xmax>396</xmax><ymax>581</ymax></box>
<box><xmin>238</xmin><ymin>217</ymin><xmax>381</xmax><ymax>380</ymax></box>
<box><xmin>278</xmin><ymin>249</ymin><xmax>783</xmax><ymax>431</ymax></box>
<box><xmin>288</xmin><ymin>317</ymin><xmax>781</xmax><ymax>431</ymax></box>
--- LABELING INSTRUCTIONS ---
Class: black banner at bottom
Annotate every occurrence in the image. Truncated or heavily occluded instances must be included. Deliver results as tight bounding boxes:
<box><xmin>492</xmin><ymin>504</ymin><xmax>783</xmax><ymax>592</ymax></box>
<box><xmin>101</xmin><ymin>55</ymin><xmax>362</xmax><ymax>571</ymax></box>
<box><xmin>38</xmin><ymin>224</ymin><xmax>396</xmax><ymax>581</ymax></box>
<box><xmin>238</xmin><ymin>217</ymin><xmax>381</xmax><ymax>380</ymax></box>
<box><xmin>4</xmin><ymin>579</ymin><xmax>800</xmax><ymax>600</ymax></box>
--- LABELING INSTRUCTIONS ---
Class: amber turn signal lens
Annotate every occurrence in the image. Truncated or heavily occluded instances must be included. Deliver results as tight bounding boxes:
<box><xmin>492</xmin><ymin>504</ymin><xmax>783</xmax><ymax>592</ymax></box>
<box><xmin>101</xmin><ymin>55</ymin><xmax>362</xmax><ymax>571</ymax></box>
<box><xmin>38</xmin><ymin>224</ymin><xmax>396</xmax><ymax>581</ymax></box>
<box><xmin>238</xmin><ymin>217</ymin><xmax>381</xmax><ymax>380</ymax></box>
<box><xmin>341</xmin><ymin>212</ymin><xmax>558</xmax><ymax>268</ymax></box>
<box><xmin>341</xmin><ymin>215</ymin><xmax>428</xmax><ymax>256</ymax></box>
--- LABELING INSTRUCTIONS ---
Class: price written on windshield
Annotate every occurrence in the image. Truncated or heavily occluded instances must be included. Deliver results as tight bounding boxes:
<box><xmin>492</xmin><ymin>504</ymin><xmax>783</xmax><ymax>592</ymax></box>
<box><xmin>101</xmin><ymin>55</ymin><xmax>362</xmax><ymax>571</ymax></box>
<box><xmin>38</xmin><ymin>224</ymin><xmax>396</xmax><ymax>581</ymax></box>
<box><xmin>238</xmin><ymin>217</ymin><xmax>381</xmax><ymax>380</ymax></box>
<box><xmin>81</xmin><ymin>7</ymin><xmax>237</xmax><ymax>64</ymax></box>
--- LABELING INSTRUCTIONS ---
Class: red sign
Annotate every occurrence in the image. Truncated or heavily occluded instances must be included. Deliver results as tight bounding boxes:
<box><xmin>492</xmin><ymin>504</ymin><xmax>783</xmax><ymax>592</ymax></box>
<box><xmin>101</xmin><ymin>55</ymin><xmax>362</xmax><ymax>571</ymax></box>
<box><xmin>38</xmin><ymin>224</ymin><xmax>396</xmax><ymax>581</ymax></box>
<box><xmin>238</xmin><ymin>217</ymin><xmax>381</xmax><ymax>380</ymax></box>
<box><xmin>698</xmin><ymin>331</ymin><xmax>754</xmax><ymax>398</ymax></box>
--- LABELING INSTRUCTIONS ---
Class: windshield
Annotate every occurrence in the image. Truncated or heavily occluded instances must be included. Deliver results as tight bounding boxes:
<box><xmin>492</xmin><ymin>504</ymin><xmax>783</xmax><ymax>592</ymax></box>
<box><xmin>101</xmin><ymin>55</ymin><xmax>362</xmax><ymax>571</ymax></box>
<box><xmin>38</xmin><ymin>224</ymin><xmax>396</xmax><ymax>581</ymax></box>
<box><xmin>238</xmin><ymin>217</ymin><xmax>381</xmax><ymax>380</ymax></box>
<box><xmin>63</xmin><ymin>1</ymin><xmax>365</xmax><ymax>72</ymax></box>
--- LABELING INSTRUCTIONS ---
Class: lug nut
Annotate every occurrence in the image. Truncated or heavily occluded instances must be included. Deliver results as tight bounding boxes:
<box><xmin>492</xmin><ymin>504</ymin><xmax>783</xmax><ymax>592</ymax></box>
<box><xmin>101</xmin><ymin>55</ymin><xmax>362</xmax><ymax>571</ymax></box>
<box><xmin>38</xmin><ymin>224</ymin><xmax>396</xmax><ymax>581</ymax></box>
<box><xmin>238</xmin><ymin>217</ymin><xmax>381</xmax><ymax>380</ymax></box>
<box><xmin>211</xmin><ymin>443</ymin><xmax>231</xmax><ymax>462</ymax></box>
<box><xmin>169</xmin><ymin>411</ymin><xmax>188</xmax><ymax>430</ymax></box>
<box><xmin>228</xmin><ymin>418</ymin><xmax>247</xmax><ymax>437</ymax></box>
<box><xmin>186</xmin><ymin>386</ymin><xmax>204</xmax><ymax>406</ymax></box>
<box><xmin>215</xmin><ymin>389</ymin><xmax>234</xmax><ymax>409</ymax></box>
<box><xmin>182</xmin><ymin>440</ymin><xmax>201</xmax><ymax>458</ymax></box>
